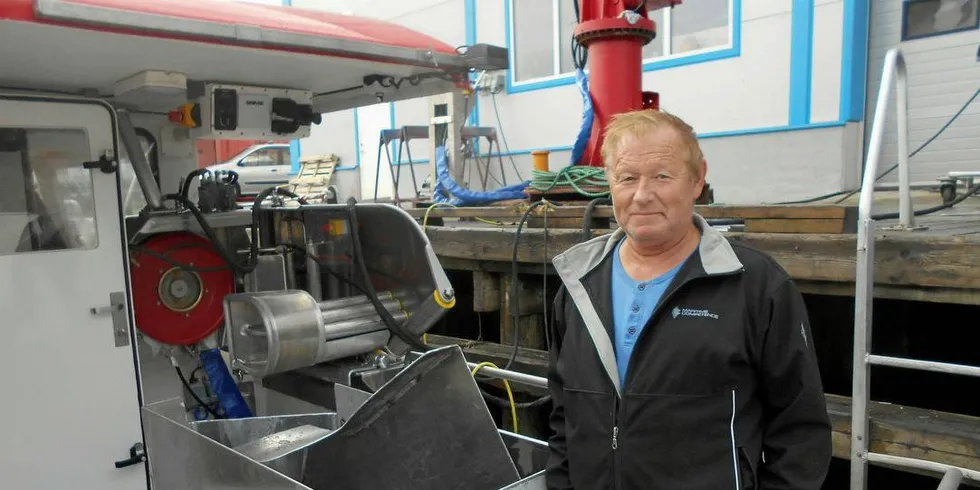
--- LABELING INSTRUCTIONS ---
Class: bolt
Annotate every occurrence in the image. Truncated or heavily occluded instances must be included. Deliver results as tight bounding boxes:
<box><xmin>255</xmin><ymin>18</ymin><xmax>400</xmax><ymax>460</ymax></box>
<box><xmin>442</xmin><ymin>288</ymin><xmax>454</xmax><ymax>299</ymax></box>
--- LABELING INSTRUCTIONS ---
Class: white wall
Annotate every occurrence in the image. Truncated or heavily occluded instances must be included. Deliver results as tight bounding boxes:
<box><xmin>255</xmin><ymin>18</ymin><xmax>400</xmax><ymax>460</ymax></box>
<box><xmin>287</xmin><ymin>0</ymin><xmax>860</xmax><ymax>204</ymax></box>
<box><xmin>865</xmin><ymin>0</ymin><xmax>980</xmax><ymax>186</ymax></box>
<box><xmin>812</xmin><ymin>0</ymin><xmax>845</xmax><ymax>123</ymax></box>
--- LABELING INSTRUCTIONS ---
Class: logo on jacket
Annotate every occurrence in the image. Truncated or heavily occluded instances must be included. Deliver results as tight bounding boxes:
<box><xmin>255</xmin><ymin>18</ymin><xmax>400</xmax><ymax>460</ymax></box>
<box><xmin>671</xmin><ymin>306</ymin><xmax>720</xmax><ymax>320</ymax></box>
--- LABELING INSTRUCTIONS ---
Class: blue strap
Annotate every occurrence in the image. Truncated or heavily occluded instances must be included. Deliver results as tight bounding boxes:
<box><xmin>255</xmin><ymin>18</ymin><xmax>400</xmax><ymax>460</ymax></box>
<box><xmin>199</xmin><ymin>348</ymin><xmax>253</xmax><ymax>419</ymax></box>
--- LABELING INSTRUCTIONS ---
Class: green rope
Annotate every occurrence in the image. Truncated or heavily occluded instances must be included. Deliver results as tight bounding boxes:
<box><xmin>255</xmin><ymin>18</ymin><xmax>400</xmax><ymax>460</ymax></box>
<box><xmin>529</xmin><ymin>166</ymin><xmax>610</xmax><ymax>197</ymax></box>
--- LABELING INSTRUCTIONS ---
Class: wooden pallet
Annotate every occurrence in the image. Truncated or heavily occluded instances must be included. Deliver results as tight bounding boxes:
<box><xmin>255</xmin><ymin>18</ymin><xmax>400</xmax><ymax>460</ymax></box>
<box><xmin>286</xmin><ymin>154</ymin><xmax>339</xmax><ymax>202</ymax></box>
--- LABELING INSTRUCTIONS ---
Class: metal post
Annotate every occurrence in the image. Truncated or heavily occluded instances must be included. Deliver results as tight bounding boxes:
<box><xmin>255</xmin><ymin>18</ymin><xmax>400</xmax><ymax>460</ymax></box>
<box><xmin>937</xmin><ymin>468</ymin><xmax>963</xmax><ymax>490</ymax></box>
<box><xmin>895</xmin><ymin>54</ymin><xmax>913</xmax><ymax>228</ymax></box>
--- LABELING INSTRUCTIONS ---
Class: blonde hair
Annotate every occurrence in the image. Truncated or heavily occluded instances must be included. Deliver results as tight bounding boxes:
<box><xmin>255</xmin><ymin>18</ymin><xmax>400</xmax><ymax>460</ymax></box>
<box><xmin>600</xmin><ymin>109</ymin><xmax>704</xmax><ymax>176</ymax></box>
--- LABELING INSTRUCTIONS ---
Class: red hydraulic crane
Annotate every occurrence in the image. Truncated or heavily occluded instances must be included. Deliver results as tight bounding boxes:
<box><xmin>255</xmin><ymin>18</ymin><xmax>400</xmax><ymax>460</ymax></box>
<box><xmin>574</xmin><ymin>0</ymin><xmax>681</xmax><ymax>167</ymax></box>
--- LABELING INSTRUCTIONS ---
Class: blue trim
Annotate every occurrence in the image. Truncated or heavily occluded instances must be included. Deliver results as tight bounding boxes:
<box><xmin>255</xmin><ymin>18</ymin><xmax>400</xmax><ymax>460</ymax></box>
<box><xmin>789</xmin><ymin>0</ymin><xmax>814</xmax><ymax>125</ymax></box>
<box><xmin>839</xmin><ymin>0</ymin><xmax>869</xmax><ymax>122</ymax></box>
<box><xmin>505</xmin><ymin>0</ymin><xmax>742</xmax><ymax>94</ymax></box>
<box><xmin>289</xmin><ymin>139</ymin><xmax>301</xmax><ymax>174</ymax></box>
<box><xmin>474</xmin><ymin>121</ymin><xmax>847</xmax><ymax>158</ymax></box>
<box><xmin>337</xmin><ymin>108</ymin><xmax>359</xmax><ymax>171</ymax></box>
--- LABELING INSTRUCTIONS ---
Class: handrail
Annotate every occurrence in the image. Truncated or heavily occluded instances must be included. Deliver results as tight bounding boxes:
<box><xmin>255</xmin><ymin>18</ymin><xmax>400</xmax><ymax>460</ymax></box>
<box><xmin>857</xmin><ymin>48</ymin><xmax>913</xmax><ymax>229</ymax></box>
<box><xmin>851</xmin><ymin>48</ymin><xmax>978</xmax><ymax>490</ymax></box>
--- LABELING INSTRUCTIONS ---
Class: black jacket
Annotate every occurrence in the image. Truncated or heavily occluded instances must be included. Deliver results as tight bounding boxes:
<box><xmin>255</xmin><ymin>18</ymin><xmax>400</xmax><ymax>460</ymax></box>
<box><xmin>546</xmin><ymin>215</ymin><xmax>832</xmax><ymax>490</ymax></box>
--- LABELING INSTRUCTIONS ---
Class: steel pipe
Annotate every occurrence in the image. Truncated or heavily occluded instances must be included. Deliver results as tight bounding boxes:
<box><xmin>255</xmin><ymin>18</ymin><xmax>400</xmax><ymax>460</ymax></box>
<box><xmin>466</xmin><ymin>362</ymin><xmax>547</xmax><ymax>389</ymax></box>
<box><xmin>866</xmin><ymin>453</ymin><xmax>980</xmax><ymax>483</ymax></box>
<box><xmin>323</xmin><ymin>311</ymin><xmax>408</xmax><ymax>341</ymax></box>
<box><xmin>868</xmin><ymin>355</ymin><xmax>980</xmax><ymax>378</ymax></box>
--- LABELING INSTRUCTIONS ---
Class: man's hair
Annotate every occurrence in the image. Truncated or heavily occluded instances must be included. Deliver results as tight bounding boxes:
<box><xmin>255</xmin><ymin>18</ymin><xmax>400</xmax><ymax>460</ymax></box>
<box><xmin>600</xmin><ymin>109</ymin><xmax>704</xmax><ymax>176</ymax></box>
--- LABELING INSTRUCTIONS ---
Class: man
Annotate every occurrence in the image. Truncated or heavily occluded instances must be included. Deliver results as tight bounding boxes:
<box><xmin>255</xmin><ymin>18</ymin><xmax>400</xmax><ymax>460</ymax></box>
<box><xmin>546</xmin><ymin>109</ymin><xmax>832</xmax><ymax>490</ymax></box>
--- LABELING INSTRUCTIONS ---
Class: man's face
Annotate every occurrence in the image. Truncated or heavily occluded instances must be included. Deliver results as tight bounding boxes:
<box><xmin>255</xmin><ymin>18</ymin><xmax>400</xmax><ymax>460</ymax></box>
<box><xmin>608</xmin><ymin>127</ymin><xmax>706</xmax><ymax>245</ymax></box>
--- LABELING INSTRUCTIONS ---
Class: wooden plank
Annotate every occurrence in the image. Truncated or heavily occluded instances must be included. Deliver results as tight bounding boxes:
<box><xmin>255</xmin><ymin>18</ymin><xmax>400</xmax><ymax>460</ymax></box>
<box><xmin>472</xmin><ymin>271</ymin><xmax>500</xmax><ymax>312</ymax></box>
<box><xmin>697</xmin><ymin>205</ymin><xmax>855</xmax><ymax>220</ymax></box>
<box><xmin>425</xmin><ymin>335</ymin><xmax>980</xmax><ymax>474</ymax></box>
<box><xmin>795</xmin><ymin>281</ymin><xmax>980</xmax><ymax>306</ymax></box>
<box><xmin>407</xmin><ymin>204</ymin><xmax>855</xmax><ymax>221</ymax></box>
<box><xmin>425</xmin><ymin>227</ymin><xmax>980</xmax><ymax>290</ymax></box>
<box><xmin>744</xmin><ymin>218</ymin><xmax>853</xmax><ymax>234</ymax></box>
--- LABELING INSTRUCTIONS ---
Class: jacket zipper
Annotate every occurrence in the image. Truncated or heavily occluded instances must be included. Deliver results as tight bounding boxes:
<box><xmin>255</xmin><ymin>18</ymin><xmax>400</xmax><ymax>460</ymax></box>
<box><xmin>612</xmin><ymin>269</ymin><xmax>742</xmax><ymax>489</ymax></box>
<box><xmin>612</xmin><ymin>394</ymin><xmax>620</xmax><ymax>489</ymax></box>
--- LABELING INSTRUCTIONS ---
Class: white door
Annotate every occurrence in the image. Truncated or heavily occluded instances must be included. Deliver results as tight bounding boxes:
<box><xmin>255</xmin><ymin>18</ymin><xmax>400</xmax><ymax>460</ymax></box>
<box><xmin>357</xmin><ymin>103</ymin><xmax>394</xmax><ymax>201</ymax></box>
<box><xmin>0</xmin><ymin>97</ymin><xmax>146</xmax><ymax>489</ymax></box>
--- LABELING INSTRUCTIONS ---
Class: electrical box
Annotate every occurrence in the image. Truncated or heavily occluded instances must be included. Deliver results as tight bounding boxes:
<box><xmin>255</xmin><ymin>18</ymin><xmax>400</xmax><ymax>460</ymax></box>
<box><xmin>190</xmin><ymin>84</ymin><xmax>320</xmax><ymax>140</ymax></box>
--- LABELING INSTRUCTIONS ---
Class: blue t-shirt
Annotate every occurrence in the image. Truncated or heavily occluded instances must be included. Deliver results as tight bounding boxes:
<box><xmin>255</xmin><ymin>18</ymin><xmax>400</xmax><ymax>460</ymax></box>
<box><xmin>611</xmin><ymin>238</ymin><xmax>688</xmax><ymax>389</ymax></box>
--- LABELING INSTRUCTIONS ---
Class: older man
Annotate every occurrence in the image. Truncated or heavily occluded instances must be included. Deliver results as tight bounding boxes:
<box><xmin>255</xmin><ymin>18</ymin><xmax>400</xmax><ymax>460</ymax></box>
<box><xmin>546</xmin><ymin>110</ymin><xmax>832</xmax><ymax>490</ymax></box>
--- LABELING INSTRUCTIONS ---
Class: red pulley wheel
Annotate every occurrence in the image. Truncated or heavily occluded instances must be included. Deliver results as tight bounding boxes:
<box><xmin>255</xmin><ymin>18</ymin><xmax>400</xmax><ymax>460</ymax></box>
<box><xmin>130</xmin><ymin>231</ymin><xmax>235</xmax><ymax>346</ymax></box>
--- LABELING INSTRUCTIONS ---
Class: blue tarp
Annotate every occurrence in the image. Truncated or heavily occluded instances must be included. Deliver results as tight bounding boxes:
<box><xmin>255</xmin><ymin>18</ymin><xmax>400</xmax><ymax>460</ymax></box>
<box><xmin>432</xmin><ymin>146</ymin><xmax>529</xmax><ymax>206</ymax></box>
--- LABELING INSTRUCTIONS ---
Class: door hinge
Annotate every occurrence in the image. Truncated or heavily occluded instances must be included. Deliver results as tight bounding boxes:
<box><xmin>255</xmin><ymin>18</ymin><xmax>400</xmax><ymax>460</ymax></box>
<box><xmin>82</xmin><ymin>154</ymin><xmax>117</xmax><ymax>174</ymax></box>
<box><xmin>90</xmin><ymin>292</ymin><xmax>130</xmax><ymax>347</ymax></box>
<box><xmin>114</xmin><ymin>442</ymin><xmax>146</xmax><ymax>469</ymax></box>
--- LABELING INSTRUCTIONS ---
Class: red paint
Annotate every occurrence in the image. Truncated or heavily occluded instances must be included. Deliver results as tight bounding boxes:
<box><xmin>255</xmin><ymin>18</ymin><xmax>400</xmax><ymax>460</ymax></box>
<box><xmin>573</xmin><ymin>0</ymin><xmax>681</xmax><ymax>166</ymax></box>
<box><xmin>0</xmin><ymin>0</ymin><xmax>458</xmax><ymax>68</ymax></box>
<box><xmin>130</xmin><ymin>232</ymin><xmax>235</xmax><ymax>346</ymax></box>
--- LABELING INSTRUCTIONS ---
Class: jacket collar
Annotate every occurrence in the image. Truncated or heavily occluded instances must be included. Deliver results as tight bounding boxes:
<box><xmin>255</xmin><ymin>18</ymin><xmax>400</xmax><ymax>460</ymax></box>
<box><xmin>551</xmin><ymin>213</ymin><xmax>743</xmax><ymax>397</ymax></box>
<box><xmin>553</xmin><ymin>213</ymin><xmax>744</xmax><ymax>282</ymax></box>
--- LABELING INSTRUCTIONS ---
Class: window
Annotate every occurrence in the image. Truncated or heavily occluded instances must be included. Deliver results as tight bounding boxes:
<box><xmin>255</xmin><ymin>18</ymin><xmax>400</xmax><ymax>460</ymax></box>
<box><xmin>902</xmin><ymin>0</ymin><xmax>980</xmax><ymax>41</ymax></box>
<box><xmin>240</xmin><ymin>147</ymin><xmax>287</xmax><ymax>167</ymax></box>
<box><xmin>510</xmin><ymin>0</ymin><xmax>734</xmax><ymax>84</ymax></box>
<box><xmin>0</xmin><ymin>128</ymin><xmax>98</xmax><ymax>254</ymax></box>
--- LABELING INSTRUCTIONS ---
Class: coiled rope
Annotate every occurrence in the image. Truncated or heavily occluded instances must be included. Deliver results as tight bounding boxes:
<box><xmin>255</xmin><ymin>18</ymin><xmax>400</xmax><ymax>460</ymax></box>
<box><xmin>529</xmin><ymin>166</ymin><xmax>609</xmax><ymax>197</ymax></box>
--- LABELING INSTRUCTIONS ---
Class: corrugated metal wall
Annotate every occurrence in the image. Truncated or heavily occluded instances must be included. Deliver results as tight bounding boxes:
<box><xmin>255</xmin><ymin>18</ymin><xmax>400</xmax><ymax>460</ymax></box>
<box><xmin>865</xmin><ymin>0</ymin><xmax>980</xmax><ymax>185</ymax></box>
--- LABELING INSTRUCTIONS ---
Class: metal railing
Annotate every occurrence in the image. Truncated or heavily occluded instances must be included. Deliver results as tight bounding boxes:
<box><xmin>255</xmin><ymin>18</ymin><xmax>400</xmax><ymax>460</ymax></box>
<box><xmin>850</xmin><ymin>48</ymin><xmax>980</xmax><ymax>490</ymax></box>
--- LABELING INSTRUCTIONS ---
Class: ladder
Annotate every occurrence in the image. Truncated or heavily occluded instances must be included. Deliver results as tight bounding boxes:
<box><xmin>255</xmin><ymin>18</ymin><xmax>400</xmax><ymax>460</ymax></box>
<box><xmin>850</xmin><ymin>47</ymin><xmax>980</xmax><ymax>490</ymax></box>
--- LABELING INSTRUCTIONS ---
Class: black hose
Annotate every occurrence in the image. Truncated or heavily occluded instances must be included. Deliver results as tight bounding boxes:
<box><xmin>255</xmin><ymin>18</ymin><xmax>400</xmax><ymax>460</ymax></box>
<box><xmin>582</xmin><ymin>197</ymin><xmax>611</xmax><ymax>241</ymax></box>
<box><xmin>175</xmin><ymin>365</ymin><xmax>223</xmax><ymax>419</ymax></box>
<box><xmin>871</xmin><ymin>181</ymin><xmax>980</xmax><ymax>220</ymax></box>
<box><xmin>180</xmin><ymin>168</ymin><xmax>211</xmax><ymax>201</ymax></box>
<box><xmin>504</xmin><ymin>201</ymin><xmax>548</xmax><ymax>370</ymax></box>
<box><xmin>345</xmin><ymin>197</ymin><xmax>428</xmax><ymax>351</ymax></box>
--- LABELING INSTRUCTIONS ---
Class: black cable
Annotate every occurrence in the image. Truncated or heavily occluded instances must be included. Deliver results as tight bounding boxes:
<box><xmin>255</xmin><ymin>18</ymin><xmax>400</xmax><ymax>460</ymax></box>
<box><xmin>871</xmin><ymin>181</ymin><xmax>980</xmax><ymax>220</ymax></box>
<box><xmin>346</xmin><ymin>197</ymin><xmax>428</xmax><ymax>351</ymax></box>
<box><xmin>279</xmin><ymin>243</ymin><xmax>371</xmax><ymax>296</ymax></box>
<box><xmin>162</xmin><ymin>193</ymin><xmax>252</xmax><ymax>276</ymax></box>
<box><xmin>777</xmin><ymin>86</ymin><xmax>980</xmax><ymax>206</ymax></box>
<box><xmin>505</xmin><ymin>201</ymin><xmax>548</xmax><ymax>370</ymax></box>
<box><xmin>478</xmin><ymin>385</ymin><xmax>552</xmax><ymax>409</ymax></box>
<box><xmin>582</xmin><ymin>197</ymin><xmax>612</xmax><ymax>241</ymax></box>
<box><xmin>175</xmin><ymin>365</ymin><xmax>223</xmax><ymax>419</ymax></box>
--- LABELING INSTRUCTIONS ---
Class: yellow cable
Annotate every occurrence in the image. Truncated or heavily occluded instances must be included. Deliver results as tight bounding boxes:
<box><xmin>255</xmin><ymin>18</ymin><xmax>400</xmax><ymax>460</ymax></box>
<box><xmin>422</xmin><ymin>202</ymin><xmax>508</xmax><ymax>231</ymax></box>
<box><xmin>470</xmin><ymin>361</ymin><xmax>518</xmax><ymax>433</ymax></box>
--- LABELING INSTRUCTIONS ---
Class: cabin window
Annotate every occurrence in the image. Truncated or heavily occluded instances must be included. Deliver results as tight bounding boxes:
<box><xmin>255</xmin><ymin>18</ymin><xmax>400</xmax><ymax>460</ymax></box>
<box><xmin>0</xmin><ymin>128</ymin><xmax>98</xmax><ymax>254</ymax></box>
<box><xmin>902</xmin><ymin>0</ymin><xmax>980</xmax><ymax>41</ymax></box>
<box><xmin>510</xmin><ymin>0</ymin><xmax>734</xmax><ymax>84</ymax></box>
<box><xmin>240</xmin><ymin>147</ymin><xmax>287</xmax><ymax>167</ymax></box>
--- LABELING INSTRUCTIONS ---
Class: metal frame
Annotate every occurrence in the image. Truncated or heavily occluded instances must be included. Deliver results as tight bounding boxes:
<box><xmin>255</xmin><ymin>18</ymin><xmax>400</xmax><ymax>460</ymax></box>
<box><xmin>850</xmin><ymin>48</ymin><xmax>980</xmax><ymax>490</ymax></box>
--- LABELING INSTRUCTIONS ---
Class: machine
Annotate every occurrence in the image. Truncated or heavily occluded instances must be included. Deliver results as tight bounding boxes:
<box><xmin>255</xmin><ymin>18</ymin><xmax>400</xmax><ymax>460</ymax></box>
<box><xmin>0</xmin><ymin>0</ymin><xmax>672</xmax><ymax>488</ymax></box>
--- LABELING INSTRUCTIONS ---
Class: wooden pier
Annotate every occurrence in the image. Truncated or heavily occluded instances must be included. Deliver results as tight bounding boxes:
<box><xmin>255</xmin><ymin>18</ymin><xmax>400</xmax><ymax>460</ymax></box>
<box><xmin>394</xmin><ymin>190</ymin><xmax>980</xmax><ymax>480</ymax></box>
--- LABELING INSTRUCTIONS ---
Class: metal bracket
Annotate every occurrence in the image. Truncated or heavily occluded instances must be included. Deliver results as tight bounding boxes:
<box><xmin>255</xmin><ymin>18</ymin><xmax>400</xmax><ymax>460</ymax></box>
<box><xmin>90</xmin><ymin>292</ymin><xmax>130</xmax><ymax>347</ymax></box>
<box><xmin>82</xmin><ymin>154</ymin><xmax>117</xmax><ymax>174</ymax></box>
